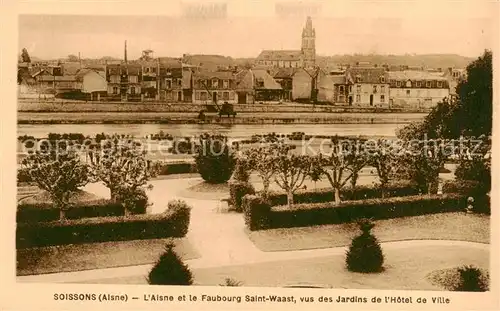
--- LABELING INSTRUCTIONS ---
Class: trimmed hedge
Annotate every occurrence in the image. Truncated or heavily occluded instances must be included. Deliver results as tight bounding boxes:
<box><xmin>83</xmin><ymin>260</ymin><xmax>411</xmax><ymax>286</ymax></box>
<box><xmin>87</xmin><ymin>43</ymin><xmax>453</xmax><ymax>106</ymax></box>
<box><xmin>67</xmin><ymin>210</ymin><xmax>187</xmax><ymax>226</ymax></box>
<box><xmin>443</xmin><ymin>180</ymin><xmax>490</xmax><ymax>215</ymax></box>
<box><xmin>243</xmin><ymin>193</ymin><xmax>466</xmax><ymax>231</ymax></box>
<box><xmin>16</xmin><ymin>201</ymin><xmax>191</xmax><ymax>248</ymax></box>
<box><xmin>228</xmin><ymin>180</ymin><xmax>255</xmax><ymax>212</ymax></box>
<box><xmin>263</xmin><ymin>180</ymin><xmax>420</xmax><ymax>206</ymax></box>
<box><xmin>17</xmin><ymin>197</ymin><xmax>150</xmax><ymax>223</ymax></box>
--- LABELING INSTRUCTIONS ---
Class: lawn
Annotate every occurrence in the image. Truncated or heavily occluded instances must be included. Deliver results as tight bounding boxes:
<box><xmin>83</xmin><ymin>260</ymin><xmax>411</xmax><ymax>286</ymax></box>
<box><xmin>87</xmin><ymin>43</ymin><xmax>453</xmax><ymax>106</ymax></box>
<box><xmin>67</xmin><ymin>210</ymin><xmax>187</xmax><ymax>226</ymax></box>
<box><xmin>17</xmin><ymin>237</ymin><xmax>200</xmax><ymax>276</ymax></box>
<box><xmin>248</xmin><ymin>213</ymin><xmax>490</xmax><ymax>252</ymax></box>
<box><xmin>77</xmin><ymin>243</ymin><xmax>489</xmax><ymax>290</ymax></box>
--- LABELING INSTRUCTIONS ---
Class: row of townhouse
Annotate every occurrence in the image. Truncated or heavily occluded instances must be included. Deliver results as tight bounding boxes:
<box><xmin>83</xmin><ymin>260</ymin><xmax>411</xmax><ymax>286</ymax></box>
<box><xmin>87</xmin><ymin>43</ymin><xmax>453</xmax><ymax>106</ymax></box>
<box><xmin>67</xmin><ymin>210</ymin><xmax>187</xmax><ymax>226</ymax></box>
<box><xmin>18</xmin><ymin>60</ymin><xmax>460</xmax><ymax>108</ymax></box>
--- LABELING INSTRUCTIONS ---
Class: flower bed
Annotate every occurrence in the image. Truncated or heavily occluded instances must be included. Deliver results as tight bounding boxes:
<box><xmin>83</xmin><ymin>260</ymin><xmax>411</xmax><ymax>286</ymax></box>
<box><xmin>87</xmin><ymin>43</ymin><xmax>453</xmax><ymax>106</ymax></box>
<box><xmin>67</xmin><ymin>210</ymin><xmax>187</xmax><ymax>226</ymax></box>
<box><xmin>16</xmin><ymin>201</ymin><xmax>191</xmax><ymax>248</ymax></box>
<box><xmin>242</xmin><ymin>193</ymin><xmax>466</xmax><ymax>231</ymax></box>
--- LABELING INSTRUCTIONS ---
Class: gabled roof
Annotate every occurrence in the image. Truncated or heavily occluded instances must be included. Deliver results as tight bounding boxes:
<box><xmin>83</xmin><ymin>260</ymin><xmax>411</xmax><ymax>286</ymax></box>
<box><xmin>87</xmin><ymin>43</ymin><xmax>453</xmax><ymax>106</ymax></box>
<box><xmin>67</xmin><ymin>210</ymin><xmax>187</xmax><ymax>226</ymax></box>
<box><xmin>388</xmin><ymin>70</ymin><xmax>448</xmax><ymax>81</ymax></box>
<box><xmin>192</xmin><ymin>70</ymin><xmax>235</xmax><ymax>80</ymax></box>
<box><xmin>235</xmin><ymin>70</ymin><xmax>254</xmax><ymax>90</ymax></box>
<box><xmin>252</xmin><ymin>69</ymin><xmax>282</xmax><ymax>90</ymax></box>
<box><xmin>346</xmin><ymin>67</ymin><xmax>387</xmax><ymax>84</ymax></box>
<box><xmin>330</xmin><ymin>75</ymin><xmax>346</xmax><ymax>84</ymax></box>
<box><xmin>256</xmin><ymin>50</ymin><xmax>303</xmax><ymax>61</ymax></box>
<box><xmin>271</xmin><ymin>67</ymin><xmax>297</xmax><ymax>79</ymax></box>
<box><xmin>62</xmin><ymin>62</ymin><xmax>82</xmax><ymax>75</ymax></box>
<box><xmin>37</xmin><ymin>75</ymin><xmax>77</xmax><ymax>82</ymax></box>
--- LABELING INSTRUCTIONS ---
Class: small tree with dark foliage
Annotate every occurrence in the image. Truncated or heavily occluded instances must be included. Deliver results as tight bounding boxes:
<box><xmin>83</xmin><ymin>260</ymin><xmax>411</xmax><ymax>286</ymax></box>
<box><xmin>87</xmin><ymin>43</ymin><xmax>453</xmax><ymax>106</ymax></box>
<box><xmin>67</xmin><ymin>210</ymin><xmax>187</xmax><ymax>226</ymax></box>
<box><xmin>454</xmin><ymin>265</ymin><xmax>488</xmax><ymax>292</ymax></box>
<box><xmin>346</xmin><ymin>219</ymin><xmax>384</xmax><ymax>273</ymax></box>
<box><xmin>147</xmin><ymin>243</ymin><xmax>194</xmax><ymax>286</ymax></box>
<box><xmin>194</xmin><ymin>134</ymin><xmax>236</xmax><ymax>184</ymax></box>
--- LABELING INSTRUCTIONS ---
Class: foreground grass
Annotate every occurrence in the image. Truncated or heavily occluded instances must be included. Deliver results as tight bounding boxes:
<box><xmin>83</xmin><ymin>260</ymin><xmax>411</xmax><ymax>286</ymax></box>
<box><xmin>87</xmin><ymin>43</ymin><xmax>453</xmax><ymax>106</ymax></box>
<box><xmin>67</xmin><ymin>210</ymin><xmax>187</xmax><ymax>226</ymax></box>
<box><xmin>248</xmin><ymin>213</ymin><xmax>490</xmax><ymax>252</ymax></box>
<box><xmin>17</xmin><ymin>238</ymin><xmax>200</xmax><ymax>276</ymax></box>
<box><xmin>78</xmin><ymin>244</ymin><xmax>489</xmax><ymax>290</ymax></box>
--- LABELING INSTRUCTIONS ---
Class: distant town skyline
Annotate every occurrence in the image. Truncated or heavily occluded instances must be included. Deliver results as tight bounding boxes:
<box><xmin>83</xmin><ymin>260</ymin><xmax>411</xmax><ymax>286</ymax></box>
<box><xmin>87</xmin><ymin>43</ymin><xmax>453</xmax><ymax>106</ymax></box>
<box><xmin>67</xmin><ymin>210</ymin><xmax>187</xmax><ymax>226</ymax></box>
<box><xmin>19</xmin><ymin>14</ymin><xmax>494</xmax><ymax>60</ymax></box>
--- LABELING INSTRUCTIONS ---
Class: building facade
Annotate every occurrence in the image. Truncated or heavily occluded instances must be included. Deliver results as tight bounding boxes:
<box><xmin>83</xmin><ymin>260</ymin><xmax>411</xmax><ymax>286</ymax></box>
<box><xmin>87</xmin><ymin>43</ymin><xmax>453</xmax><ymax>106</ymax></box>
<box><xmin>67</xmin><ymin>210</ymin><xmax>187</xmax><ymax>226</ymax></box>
<box><xmin>345</xmin><ymin>67</ymin><xmax>390</xmax><ymax>107</ymax></box>
<box><xmin>388</xmin><ymin>71</ymin><xmax>450</xmax><ymax>108</ymax></box>
<box><xmin>192</xmin><ymin>70</ymin><xmax>237</xmax><ymax>104</ymax></box>
<box><xmin>106</xmin><ymin>63</ymin><xmax>142</xmax><ymax>101</ymax></box>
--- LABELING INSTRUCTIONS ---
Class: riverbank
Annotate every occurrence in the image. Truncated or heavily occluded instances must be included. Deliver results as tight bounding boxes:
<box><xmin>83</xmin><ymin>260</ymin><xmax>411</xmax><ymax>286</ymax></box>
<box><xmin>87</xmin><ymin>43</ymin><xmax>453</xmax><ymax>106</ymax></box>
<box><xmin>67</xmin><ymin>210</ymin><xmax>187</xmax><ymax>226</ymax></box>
<box><xmin>18</xmin><ymin>111</ymin><xmax>426</xmax><ymax>125</ymax></box>
<box><xmin>18</xmin><ymin>99</ymin><xmax>431</xmax><ymax>114</ymax></box>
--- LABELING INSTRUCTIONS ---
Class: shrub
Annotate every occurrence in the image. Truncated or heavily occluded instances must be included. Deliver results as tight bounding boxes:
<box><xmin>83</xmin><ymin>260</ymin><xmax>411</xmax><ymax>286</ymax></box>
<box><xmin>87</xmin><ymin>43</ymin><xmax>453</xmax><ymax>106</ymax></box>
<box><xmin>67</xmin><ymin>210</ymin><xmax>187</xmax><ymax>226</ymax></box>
<box><xmin>242</xmin><ymin>195</ymin><xmax>271</xmax><ymax>231</ymax></box>
<box><xmin>17</xmin><ymin>169</ymin><xmax>32</xmax><ymax>183</ymax></box>
<box><xmin>346</xmin><ymin>219</ymin><xmax>384</xmax><ymax>273</ymax></box>
<box><xmin>117</xmin><ymin>187</ymin><xmax>149</xmax><ymax>215</ymax></box>
<box><xmin>157</xmin><ymin>162</ymin><xmax>197</xmax><ymax>175</ymax></box>
<box><xmin>17</xmin><ymin>199</ymin><xmax>125</xmax><ymax>223</ymax></box>
<box><xmin>166</xmin><ymin>200</ymin><xmax>192</xmax><ymax>236</ymax></box>
<box><xmin>147</xmin><ymin>243</ymin><xmax>193</xmax><ymax>286</ymax></box>
<box><xmin>16</xmin><ymin>204</ymin><xmax>191</xmax><ymax>248</ymax></box>
<box><xmin>229</xmin><ymin>181</ymin><xmax>255</xmax><ymax>212</ymax></box>
<box><xmin>455</xmin><ymin>158</ymin><xmax>491</xmax><ymax>191</ymax></box>
<box><xmin>442</xmin><ymin>180</ymin><xmax>490</xmax><ymax>214</ymax></box>
<box><xmin>453</xmin><ymin>265</ymin><xmax>488</xmax><ymax>292</ymax></box>
<box><xmin>194</xmin><ymin>135</ymin><xmax>236</xmax><ymax>184</ymax></box>
<box><xmin>220</xmin><ymin>278</ymin><xmax>243</xmax><ymax>286</ymax></box>
<box><xmin>244</xmin><ymin>193</ymin><xmax>465</xmax><ymax>231</ymax></box>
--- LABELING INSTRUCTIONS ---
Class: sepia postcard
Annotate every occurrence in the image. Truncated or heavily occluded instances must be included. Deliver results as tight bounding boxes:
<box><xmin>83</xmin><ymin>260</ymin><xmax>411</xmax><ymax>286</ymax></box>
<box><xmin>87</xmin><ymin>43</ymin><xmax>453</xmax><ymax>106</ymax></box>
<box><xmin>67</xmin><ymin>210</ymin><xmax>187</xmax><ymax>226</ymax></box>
<box><xmin>1</xmin><ymin>0</ymin><xmax>499</xmax><ymax>310</ymax></box>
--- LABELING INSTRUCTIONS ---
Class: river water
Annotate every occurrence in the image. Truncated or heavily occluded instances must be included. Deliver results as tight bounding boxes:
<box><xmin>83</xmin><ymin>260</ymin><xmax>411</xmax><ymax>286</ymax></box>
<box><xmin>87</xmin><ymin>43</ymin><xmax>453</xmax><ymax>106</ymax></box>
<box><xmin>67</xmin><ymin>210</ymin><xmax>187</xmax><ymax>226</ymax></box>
<box><xmin>17</xmin><ymin>123</ymin><xmax>403</xmax><ymax>139</ymax></box>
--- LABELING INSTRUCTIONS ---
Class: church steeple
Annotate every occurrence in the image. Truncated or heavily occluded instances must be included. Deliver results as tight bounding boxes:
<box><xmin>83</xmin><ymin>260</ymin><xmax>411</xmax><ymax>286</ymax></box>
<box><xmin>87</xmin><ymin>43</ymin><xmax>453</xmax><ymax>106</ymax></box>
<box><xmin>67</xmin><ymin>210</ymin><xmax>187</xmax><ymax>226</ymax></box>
<box><xmin>301</xmin><ymin>16</ymin><xmax>316</xmax><ymax>68</ymax></box>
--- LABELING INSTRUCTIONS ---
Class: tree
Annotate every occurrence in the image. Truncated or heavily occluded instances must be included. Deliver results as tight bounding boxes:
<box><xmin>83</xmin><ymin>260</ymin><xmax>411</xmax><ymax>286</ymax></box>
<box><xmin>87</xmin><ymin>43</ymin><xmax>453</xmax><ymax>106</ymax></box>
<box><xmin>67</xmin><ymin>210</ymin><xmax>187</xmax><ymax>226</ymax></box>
<box><xmin>22</xmin><ymin>151</ymin><xmax>89</xmax><ymax>219</ymax></box>
<box><xmin>397</xmin><ymin>50</ymin><xmax>492</xmax><ymax>140</ymax></box>
<box><xmin>231</xmin><ymin>157</ymin><xmax>252</xmax><ymax>182</ymax></box>
<box><xmin>369</xmin><ymin>139</ymin><xmax>401</xmax><ymax>198</ymax></box>
<box><xmin>67</xmin><ymin>54</ymin><xmax>79</xmax><ymax>62</ymax></box>
<box><xmin>243</xmin><ymin>145</ymin><xmax>279</xmax><ymax>196</ymax></box>
<box><xmin>147</xmin><ymin>243</ymin><xmax>194</xmax><ymax>286</ymax></box>
<box><xmin>313</xmin><ymin>138</ymin><xmax>368</xmax><ymax>204</ymax></box>
<box><xmin>454</xmin><ymin>136</ymin><xmax>491</xmax><ymax>192</ymax></box>
<box><xmin>345</xmin><ymin>219</ymin><xmax>384</xmax><ymax>273</ymax></box>
<box><xmin>88</xmin><ymin>138</ymin><xmax>159</xmax><ymax>215</ymax></box>
<box><xmin>194</xmin><ymin>134</ymin><xmax>236</xmax><ymax>184</ymax></box>
<box><xmin>399</xmin><ymin>140</ymin><xmax>446</xmax><ymax>194</ymax></box>
<box><xmin>456</xmin><ymin>50</ymin><xmax>492</xmax><ymax>137</ymax></box>
<box><xmin>273</xmin><ymin>144</ymin><xmax>312</xmax><ymax>206</ymax></box>
<box><xmin>21</xmin><ymin>48</ymin><xmax>31</xmax><ymax>63</ymax></box>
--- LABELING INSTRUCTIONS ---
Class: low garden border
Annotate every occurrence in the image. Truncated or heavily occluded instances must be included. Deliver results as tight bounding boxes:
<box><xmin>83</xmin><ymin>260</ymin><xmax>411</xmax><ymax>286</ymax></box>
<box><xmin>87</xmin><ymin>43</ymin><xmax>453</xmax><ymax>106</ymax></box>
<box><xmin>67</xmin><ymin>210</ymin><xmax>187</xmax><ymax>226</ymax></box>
<box><xmin>242</xmin><ymin>193</ymin><xmax>467</xmax><ymax>231</ymax></box>
<box><xmin>16</xmin><ymin>202</ymin><xmax>191</xmax><ymax>249</ymax></box>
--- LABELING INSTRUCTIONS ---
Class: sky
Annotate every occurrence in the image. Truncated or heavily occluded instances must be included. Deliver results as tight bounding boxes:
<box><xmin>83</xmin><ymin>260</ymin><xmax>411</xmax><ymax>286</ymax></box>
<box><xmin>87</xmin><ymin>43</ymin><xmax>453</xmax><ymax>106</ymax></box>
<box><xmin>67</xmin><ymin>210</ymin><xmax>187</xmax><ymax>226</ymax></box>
<box><xmin>18</xmin><ymin>1</ymin><xmax>496</xmax><ymax>60</ymax></box>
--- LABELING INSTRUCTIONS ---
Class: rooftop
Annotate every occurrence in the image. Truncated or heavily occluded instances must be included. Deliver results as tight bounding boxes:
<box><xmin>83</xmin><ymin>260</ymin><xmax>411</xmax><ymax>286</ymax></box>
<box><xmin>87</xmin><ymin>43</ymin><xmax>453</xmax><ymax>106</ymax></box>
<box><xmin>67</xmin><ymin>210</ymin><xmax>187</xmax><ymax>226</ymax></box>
<box><xmin>388</xmin><ymin>70</ymin><xmax>448</xmax><ymax>81</ymax></box>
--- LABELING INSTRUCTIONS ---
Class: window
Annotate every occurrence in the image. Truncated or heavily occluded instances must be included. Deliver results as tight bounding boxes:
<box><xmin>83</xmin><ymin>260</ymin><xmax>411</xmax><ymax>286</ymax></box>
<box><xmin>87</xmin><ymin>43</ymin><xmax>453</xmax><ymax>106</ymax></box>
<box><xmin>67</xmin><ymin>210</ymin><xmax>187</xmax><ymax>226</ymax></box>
<box><xmin>152</xmin><ymin>67</ymin><xmax>157</xmax><ymax>73</ymax></box>
<box><xmin>129</xmin><ymin>75</ymin><xmax>138</xmax><ymax>83</ymax></box>
<box><xmin>212</xmin><ymin>79</ymin><xmax>219</xmax><ymax>88</ymax></box>
<box><xmin>223</xmin><ymin>80</ymin><xmax>229</xmax><ymax>89</ymax></box>
<box><xmin>178</xmin><ymin>79</ymin><xmax>182</xmax><ymax>87</ymax></box>
<box><xmin>200</xmin><ymin>91</ymin><xmax>208</xmax><ymax>101</ymax></box>
<box><xmin>356</xmin><ymin>94</ymin><xmax>361</xmax><ymax>102</ymax></box>
<box><xmin>380</xmin><ymin>95</ymin><xmax>385</xmax><ymax>102</ymax></box>
<box><xmin>195</xmin><ymin>91</ymin><xmax>201</xmax><ymax>100</ymax></box>
<box><xmin>130</xmin><ymin>87</ymin><xmax>136</xmax><ymax>95</ymax></box>
<box><xmin>356</xmin><ymin>76</ymin><xmax>362</xmax><ymax>83</ymax></box>
<box><xmin>381</xmin><ymin>85</ymin><xmax>385</xmax><ymax>93</ymax></box>
<box><xmin>110</xmin><ymin>75</ymin><xmax>120</xmax><ymax>83</ymax></box>
<box><xmin>338</xmin><ymin>95</ymin><xmax>345</xmax><ymax>102</ymax></box>
<box><xmin>406</xmin><ymin>89</ymin><xmax>411</xmax><ymax>97</ymax></box>
<box><xmin>349</xmin><ymin>85</ymin><xmax>353</xmax><ymax>93</ymax></box>
<box><xmin>406</xmin><ymin>80</ymin><xmax>412</xmax><ymax>88</ymax></box>
<box><xmin>380</xmin><ymin>76</ymin><xmax>386</xmax><ymax>83</ymax></box>
<box><xmin>166</xmin><ymin>79</ymin><xmax>172</xmax><ymax>89</ymax></box>
<box><xmin>145</xmin><ymin>67</ymin><xmax>150</xmax><ymax>73</ymax></box>
<box><xmin>396</xmin><ymin>81</ymin><xmax>401</xmax><ymax>87</ymax></box>
<box><xmin>113</xmin><ymin>87</ymin><xmax>118</xmax><ymax>94</ymax></box>
<box><xmin>437</xmin><ymin>81</ymin><xmax>443</xmax><ymax>88</ymax></box>
<box><xmin>356</xmin><ymin>85</ymin><xmax>361</xmax><ymax>93</ymax></box>
<box><xmin>339</xmin><ymin>85</ymin><xmax>345</xmax><ymax>93</ymax></box>
<box><xmin>416</xmin><ymin>81</ymin><xmax>421</xmax><ymax>87</ymax></box>
<box><xmin>426</xmin><ymin>81</ymin><xmax>431</xmax><ymax>88</ymax></box>
<box><xmin>373</xmin><ymin>85</ymin><xmax>377</xmax><ymax>93</ymax></box>
<box><xmin>223</xmin><ymin>91</ymin><xmax>229</xmax><ymax>100</ymax></box>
